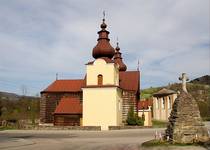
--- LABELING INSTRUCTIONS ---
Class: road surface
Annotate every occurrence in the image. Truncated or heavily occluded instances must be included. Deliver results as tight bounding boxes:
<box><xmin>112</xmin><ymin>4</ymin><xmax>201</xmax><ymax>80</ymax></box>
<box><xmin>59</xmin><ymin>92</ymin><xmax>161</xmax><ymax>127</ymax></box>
<box><xmin>0</xmin><ymin>122</ymin><xmax>209</xmax><ymax>150</ymax></box>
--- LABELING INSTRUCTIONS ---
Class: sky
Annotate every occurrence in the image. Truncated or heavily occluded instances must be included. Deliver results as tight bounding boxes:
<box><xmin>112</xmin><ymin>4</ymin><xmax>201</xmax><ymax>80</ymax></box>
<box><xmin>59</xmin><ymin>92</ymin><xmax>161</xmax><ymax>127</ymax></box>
<box><xmin>0</xmin><ymin>0</ymin><xmax>209</xmax><ymax>96</ymax></box>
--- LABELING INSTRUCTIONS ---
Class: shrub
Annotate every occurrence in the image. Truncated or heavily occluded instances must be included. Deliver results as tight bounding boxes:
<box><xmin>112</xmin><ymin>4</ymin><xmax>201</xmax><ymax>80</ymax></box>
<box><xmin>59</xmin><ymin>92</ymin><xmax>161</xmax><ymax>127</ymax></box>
<box><xmin>135</xmin><ymin>116</ymin><xmax>144</xmax><ymax>126</ymax></box>
<box><xmin>126</xmin><ymin>106</ymin><xmax>144</xmax><ymax>126</ymax></box>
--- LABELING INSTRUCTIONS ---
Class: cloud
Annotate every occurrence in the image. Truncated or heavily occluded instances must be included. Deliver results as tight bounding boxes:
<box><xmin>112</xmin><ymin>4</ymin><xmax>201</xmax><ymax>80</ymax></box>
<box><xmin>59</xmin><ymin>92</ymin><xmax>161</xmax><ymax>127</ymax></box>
<box><xmin>0</xmin><ymin>0</ymin><xmax>209</xmax><ymax>95</ymax></box>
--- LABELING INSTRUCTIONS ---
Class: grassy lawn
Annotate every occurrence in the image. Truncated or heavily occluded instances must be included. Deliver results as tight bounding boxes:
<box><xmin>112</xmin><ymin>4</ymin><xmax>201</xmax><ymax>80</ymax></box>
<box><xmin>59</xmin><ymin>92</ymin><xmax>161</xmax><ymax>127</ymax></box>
<box><xmin>152</xmin><ymin>120</ymin><xmax>168</xmax><ymax>128</ymax></box>
<box><xmin>141</xmin><ymin>139</ymin><xmax>210</xmax><ymax>149</ymax></box>
<box><xmin>0</xmin><ymin>126</ymin><xmax>17</xmax><ymax>131</ymax></box>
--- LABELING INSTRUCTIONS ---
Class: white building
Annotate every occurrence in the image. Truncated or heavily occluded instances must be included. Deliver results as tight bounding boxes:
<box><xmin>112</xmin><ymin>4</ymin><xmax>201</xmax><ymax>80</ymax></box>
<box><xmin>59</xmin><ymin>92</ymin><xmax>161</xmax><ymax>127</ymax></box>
<box><xmin>153</xmin><ymin>88</ymin><xmax>177</xmax><ymax>121</ymax></box>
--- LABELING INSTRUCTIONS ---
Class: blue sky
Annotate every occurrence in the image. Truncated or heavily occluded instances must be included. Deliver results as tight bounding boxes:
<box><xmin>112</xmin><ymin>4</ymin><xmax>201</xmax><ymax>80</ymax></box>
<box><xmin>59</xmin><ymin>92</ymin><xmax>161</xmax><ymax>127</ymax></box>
<box><xmin>0</xmin><ymin>0</ymin><xmax>209</xmax><ymax>96</ymax></box>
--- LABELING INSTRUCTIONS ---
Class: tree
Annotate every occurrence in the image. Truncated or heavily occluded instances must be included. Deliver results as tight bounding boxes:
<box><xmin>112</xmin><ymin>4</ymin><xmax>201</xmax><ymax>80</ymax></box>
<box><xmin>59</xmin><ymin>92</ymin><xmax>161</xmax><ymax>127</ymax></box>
<box><xmin>126</xmin><ymin>106</ymin><xmax>144</xmax><ymax>126</ymax></box>
<box><xmin>126</xmin><ymin>106</ymin><xmax>136</xmax><ymax>125</ymax></box>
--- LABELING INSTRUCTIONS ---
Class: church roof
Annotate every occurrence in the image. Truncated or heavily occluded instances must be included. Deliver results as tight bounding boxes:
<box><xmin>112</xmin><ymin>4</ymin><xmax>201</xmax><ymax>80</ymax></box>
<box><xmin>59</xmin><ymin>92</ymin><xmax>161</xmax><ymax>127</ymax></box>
<box><xmin>41</xmin><ymin>71</ymin><xmax>140</xmax><ymax>93</ymax></box>
<box><xmin>54</xmin><ymin>97</ymin><xmax>82</xmax><ymax>114</ymax></box>
<box><xmin>153</xmin><ymin>88</ymin><xmax>176</xmax><ymax>97</ymax></box>
<box><xmin>92</xmin><ymin>18</ymin><xmax>115</xmax><ymax>59</ymax></box>
<box><xmin>41</xmin><ymin>79</ymin><xmax>85</xmax><ymax>93</ymax></box>
<box><xmin>86</xmin><ymin>57</ymin><xmax>115</xmax><ymax>65</ymax></box>
<box><xmin>119</xmin><ymin>71</ymin><xmax>140</xmax><ymax>92</ymax></box>
<box><xmin>114</xmin><ymin>42</ymin><xmax>127</xmax><ymax>71</ymax></box>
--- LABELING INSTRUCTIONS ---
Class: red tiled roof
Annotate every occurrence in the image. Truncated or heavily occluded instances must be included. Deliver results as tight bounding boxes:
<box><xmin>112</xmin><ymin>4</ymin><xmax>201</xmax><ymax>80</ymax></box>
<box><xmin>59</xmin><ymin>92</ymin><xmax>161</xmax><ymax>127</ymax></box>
<box><xmin>119</xmin><ymin>71</ymin><xmax>140</xmax><ymax>92</ymax></box>
<box><xmin>42</xmin><ymin>71</ymin><xmax>140</xmax><ymax>93</ymax></box>
<box><xmin>41</xmin><ymin>79</ymin><xmax>84</xmax><ymax>93</ymax></box>
<box><xmin>138</xmin><ymin>99</ymin><xmax>153</xmax><ymax>110</ymax></box>
<box><xmin>54</xmin><ymin>97</ymin><xmax>82</xmax><ymax>114</ymax></box>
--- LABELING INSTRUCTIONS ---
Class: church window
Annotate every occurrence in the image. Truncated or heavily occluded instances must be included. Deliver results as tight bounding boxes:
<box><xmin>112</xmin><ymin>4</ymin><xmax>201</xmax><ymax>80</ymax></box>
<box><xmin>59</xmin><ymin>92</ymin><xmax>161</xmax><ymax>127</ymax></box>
<box><xmin>98</xmin><ymin>74</ymin><xmax>103</xmax><ymax>85</ymax></box>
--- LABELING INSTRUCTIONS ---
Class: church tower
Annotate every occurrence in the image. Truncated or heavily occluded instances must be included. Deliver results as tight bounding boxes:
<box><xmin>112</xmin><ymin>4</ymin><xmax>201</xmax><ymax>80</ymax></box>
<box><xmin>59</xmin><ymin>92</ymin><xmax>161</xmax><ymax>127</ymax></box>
<box><xmin>114</xmin><ymin>42</ymin><xmax>127</xmax><ymax>71</ymax></box>
<box><xmin>82</xmin><ymin>17</ymin><xmax>123</xmax><ymax>130</ymax></box>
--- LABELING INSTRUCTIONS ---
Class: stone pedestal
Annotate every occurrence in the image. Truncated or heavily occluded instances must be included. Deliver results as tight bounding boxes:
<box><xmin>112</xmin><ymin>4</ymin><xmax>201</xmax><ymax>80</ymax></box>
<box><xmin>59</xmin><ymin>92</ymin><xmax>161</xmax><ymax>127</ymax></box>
<box><xmin>165</xmin><ymin>91</ymin><xmax>209</xmax><ymax>143</ymax></box>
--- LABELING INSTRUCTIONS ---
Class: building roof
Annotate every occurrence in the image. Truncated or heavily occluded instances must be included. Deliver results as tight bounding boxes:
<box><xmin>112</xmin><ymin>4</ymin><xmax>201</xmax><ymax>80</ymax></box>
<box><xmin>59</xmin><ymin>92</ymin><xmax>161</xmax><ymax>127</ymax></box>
<box><xmin>54</xmin><ymin>97</ymin><xmax>82</xmax><ymax>114</ymax></box>
<box><xmin>41</xmin><ymin>79</ymin><xmax>85</xmax><ymax>93</ymax></box>
<box><xmin>138</xmin><ymin>99</ymin><xmax>153</xmax><ymax>110</ymax></box>
<box><xmin>153</xmin><ymin>88</ymin><xmax>176</xmax><ymax>97</ymax></box>
<box><xmin>119</xmin><ymin>71</ymin><xmax>140</xmax><ymax>92</ymax></box>
<box><xmin>41</xmin><ymin>71</ymin><xmax>140</xmax><ymax>93</ymax></box>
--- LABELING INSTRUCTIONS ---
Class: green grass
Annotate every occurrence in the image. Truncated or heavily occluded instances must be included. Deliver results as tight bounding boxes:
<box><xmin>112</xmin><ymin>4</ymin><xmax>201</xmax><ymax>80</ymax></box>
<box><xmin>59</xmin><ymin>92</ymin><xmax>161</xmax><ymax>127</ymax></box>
<box><xmin>141</xmin><ymin>87</ymin><xmax>162</xmax><ymax>99</ymax></box>
<box><xmin>152</xmin><ymin>120</ymin><xmax>167</xmax><ymax>128</ymax></box>
<box><xmin>0</xmin><ymin>126</ymin><xmax>17</xmax><ymax>131</ymax></box>
<box><xmin>202</xmin><ymin>117</ymin><xmax>210</xmax><ymax>121</ymax></box>
<box><xmin>141</xmin><ymin>139</ymin><xmax>208</xmax><ymax>148</ymax></box>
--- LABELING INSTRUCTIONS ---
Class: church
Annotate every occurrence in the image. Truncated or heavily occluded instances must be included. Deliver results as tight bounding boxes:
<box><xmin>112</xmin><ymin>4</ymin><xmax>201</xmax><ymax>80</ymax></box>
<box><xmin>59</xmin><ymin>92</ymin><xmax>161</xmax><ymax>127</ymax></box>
<box><xmin>40</xmin><ymin>17</ymin><xmax>140</xmax><ymax>130</ymax></box>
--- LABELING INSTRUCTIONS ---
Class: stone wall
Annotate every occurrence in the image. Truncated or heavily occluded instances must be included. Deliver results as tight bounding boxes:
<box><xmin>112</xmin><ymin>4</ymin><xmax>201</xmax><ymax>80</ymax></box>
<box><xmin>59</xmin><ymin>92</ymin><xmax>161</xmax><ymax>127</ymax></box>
<box><xmin>165</xmin><ymin>91</ymin><xmax>209</xmax><ymax>143</ymax></box>
<box><xmin>40</xmin><ymin>92</ymin><xmax>82</xmax><ymax>123</ymax></box>
<box><xmin>40</xmin><ymin>90</ymin><xmax>139</xmax><ymax>125</ymax></box>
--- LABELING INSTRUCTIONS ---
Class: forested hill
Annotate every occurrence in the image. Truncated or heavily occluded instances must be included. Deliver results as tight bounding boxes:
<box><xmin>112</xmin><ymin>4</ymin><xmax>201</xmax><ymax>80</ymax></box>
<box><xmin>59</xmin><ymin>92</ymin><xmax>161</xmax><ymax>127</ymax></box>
<box><xmin>190</xmin><ymin>75</ymin><xmax>210</xmax><ymax>85</ymax></box>
<box><xmin>141</xmin><ymin>75</ymin><xmax>210</xmax><ymax>120</ymax></box>
<box><xmin>0</xmin><ymin>92</ymin><xmax>40</xmax><ymax>122</ymax></box>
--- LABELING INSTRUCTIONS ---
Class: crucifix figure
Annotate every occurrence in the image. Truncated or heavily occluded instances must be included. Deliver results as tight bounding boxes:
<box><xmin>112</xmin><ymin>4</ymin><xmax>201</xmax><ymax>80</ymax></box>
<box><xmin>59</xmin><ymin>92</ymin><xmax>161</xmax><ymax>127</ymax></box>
<box><xmin>179</xmin><ymin>73</ymin><xmax>189</xmax><ymax>93</ymax></box>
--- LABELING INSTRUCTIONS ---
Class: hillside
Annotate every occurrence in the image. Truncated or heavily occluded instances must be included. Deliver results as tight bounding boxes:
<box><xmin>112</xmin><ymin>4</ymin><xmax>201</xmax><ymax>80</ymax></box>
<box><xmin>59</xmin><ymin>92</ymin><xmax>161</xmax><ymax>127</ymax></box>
<box><xmin>0</xmin><ymin>91</ymin><xmax>40</xmax><ymax>123</ymax></box>
<box><xmin>141</xmin><ymin>75</ymin><xmax>210</xmax><ymax>119</ymax></box>
<box><xmin>0</xmin><ymin>91</ymin><xmax>19</xmax><ymax>101</ymax></box>
<box><xmin>190</xmin><ymin>75</ymin><xmax>210</xmax><ymax>85</ymax></box>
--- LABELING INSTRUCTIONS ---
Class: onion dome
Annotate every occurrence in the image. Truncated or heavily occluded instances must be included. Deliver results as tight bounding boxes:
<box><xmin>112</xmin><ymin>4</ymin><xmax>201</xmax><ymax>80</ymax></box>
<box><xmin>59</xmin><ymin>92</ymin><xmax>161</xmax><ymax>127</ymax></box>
<box><xmin>114</xmin><ymin>42</ymin><xmax>127</xmax><ymax>71</ymax></box>
<box><xmin>92</xmin><ymin>18</ymin><xmax>115</xmax><ymax>59</ymax></box>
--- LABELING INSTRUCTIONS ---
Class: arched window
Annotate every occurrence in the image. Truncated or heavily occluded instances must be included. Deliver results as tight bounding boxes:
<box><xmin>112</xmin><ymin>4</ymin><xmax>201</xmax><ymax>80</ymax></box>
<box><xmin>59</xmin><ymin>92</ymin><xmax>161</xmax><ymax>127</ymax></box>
<box><xmin>98</xmin><ymin>74</ymin><xmax>103</xmax><ymax>85</ymax></box>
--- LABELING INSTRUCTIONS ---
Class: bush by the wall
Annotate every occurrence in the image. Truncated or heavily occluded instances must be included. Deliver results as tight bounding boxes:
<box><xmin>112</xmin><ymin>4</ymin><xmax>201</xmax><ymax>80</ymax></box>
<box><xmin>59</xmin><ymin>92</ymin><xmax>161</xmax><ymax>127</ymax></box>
<box><xmin>126</xmin><ymin>106</ymin><xmax>144</xmax><ymax>126</ymax></box>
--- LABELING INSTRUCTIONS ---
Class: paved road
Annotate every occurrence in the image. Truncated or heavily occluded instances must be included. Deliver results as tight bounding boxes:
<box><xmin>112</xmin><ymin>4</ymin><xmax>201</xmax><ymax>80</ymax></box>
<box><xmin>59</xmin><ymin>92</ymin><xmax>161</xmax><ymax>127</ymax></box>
<box><xmin>0</xmin><ymin>123</ymin><xmax>209</xmax><ymax>150</ymax></box>
<box><xmin>0</xmin><ymin>128</ymin><xmax>161</xmax><ymax>150</ymax></box>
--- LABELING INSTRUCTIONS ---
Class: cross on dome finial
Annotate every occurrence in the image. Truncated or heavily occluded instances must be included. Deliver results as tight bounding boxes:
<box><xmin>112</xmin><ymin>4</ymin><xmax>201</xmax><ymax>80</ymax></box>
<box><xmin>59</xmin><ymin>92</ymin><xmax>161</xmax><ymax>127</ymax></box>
<box><xmin>116</xmin><ymin>37</ymin><xmax>120</xmax><ymax>51</ymax></box>
<box><xmin>179</xmin><ymin>73</ymin><xmax>189</xmax><ymax>93</ymax></box>
<box><xmin>100</xmin><ymin>11</ymin><xmax>107</xmax><ymax>29</ymax></box>
<box><xmin>103</xmin><ymin>10</ymin><xmax>105</xmax><ymax>21</ymax></box>
<box><xmin>116</xmin><ymin>37</ymin><xmax>119</xmax><ymax>48</ymax></box>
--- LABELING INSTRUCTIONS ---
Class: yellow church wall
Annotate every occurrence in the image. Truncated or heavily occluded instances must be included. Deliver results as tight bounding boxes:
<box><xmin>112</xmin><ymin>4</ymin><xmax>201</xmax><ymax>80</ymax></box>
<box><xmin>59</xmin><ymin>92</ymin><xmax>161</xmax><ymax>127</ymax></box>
<box><xmin>82</xmin><ymin>87</ymin><xmax>122</xmax><ymax>130</ymax></box>
<box><xmin>86</xmin><ymin>59</ymin><xmax>119</xmax><ymax>86</ymax></box>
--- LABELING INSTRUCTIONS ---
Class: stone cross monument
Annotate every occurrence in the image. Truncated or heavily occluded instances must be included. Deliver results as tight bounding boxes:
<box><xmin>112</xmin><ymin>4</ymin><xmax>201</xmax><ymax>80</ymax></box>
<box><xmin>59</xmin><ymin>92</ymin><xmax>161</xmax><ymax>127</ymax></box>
<box><xmin>165</xmin><ymin>73</ymin><xmax>209</xmax><ymax>143</ymax></box>
<box><xmin>179</xmin><ymin>73</ymin><xmax>189</xmax><ymax>93</ymax></box>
